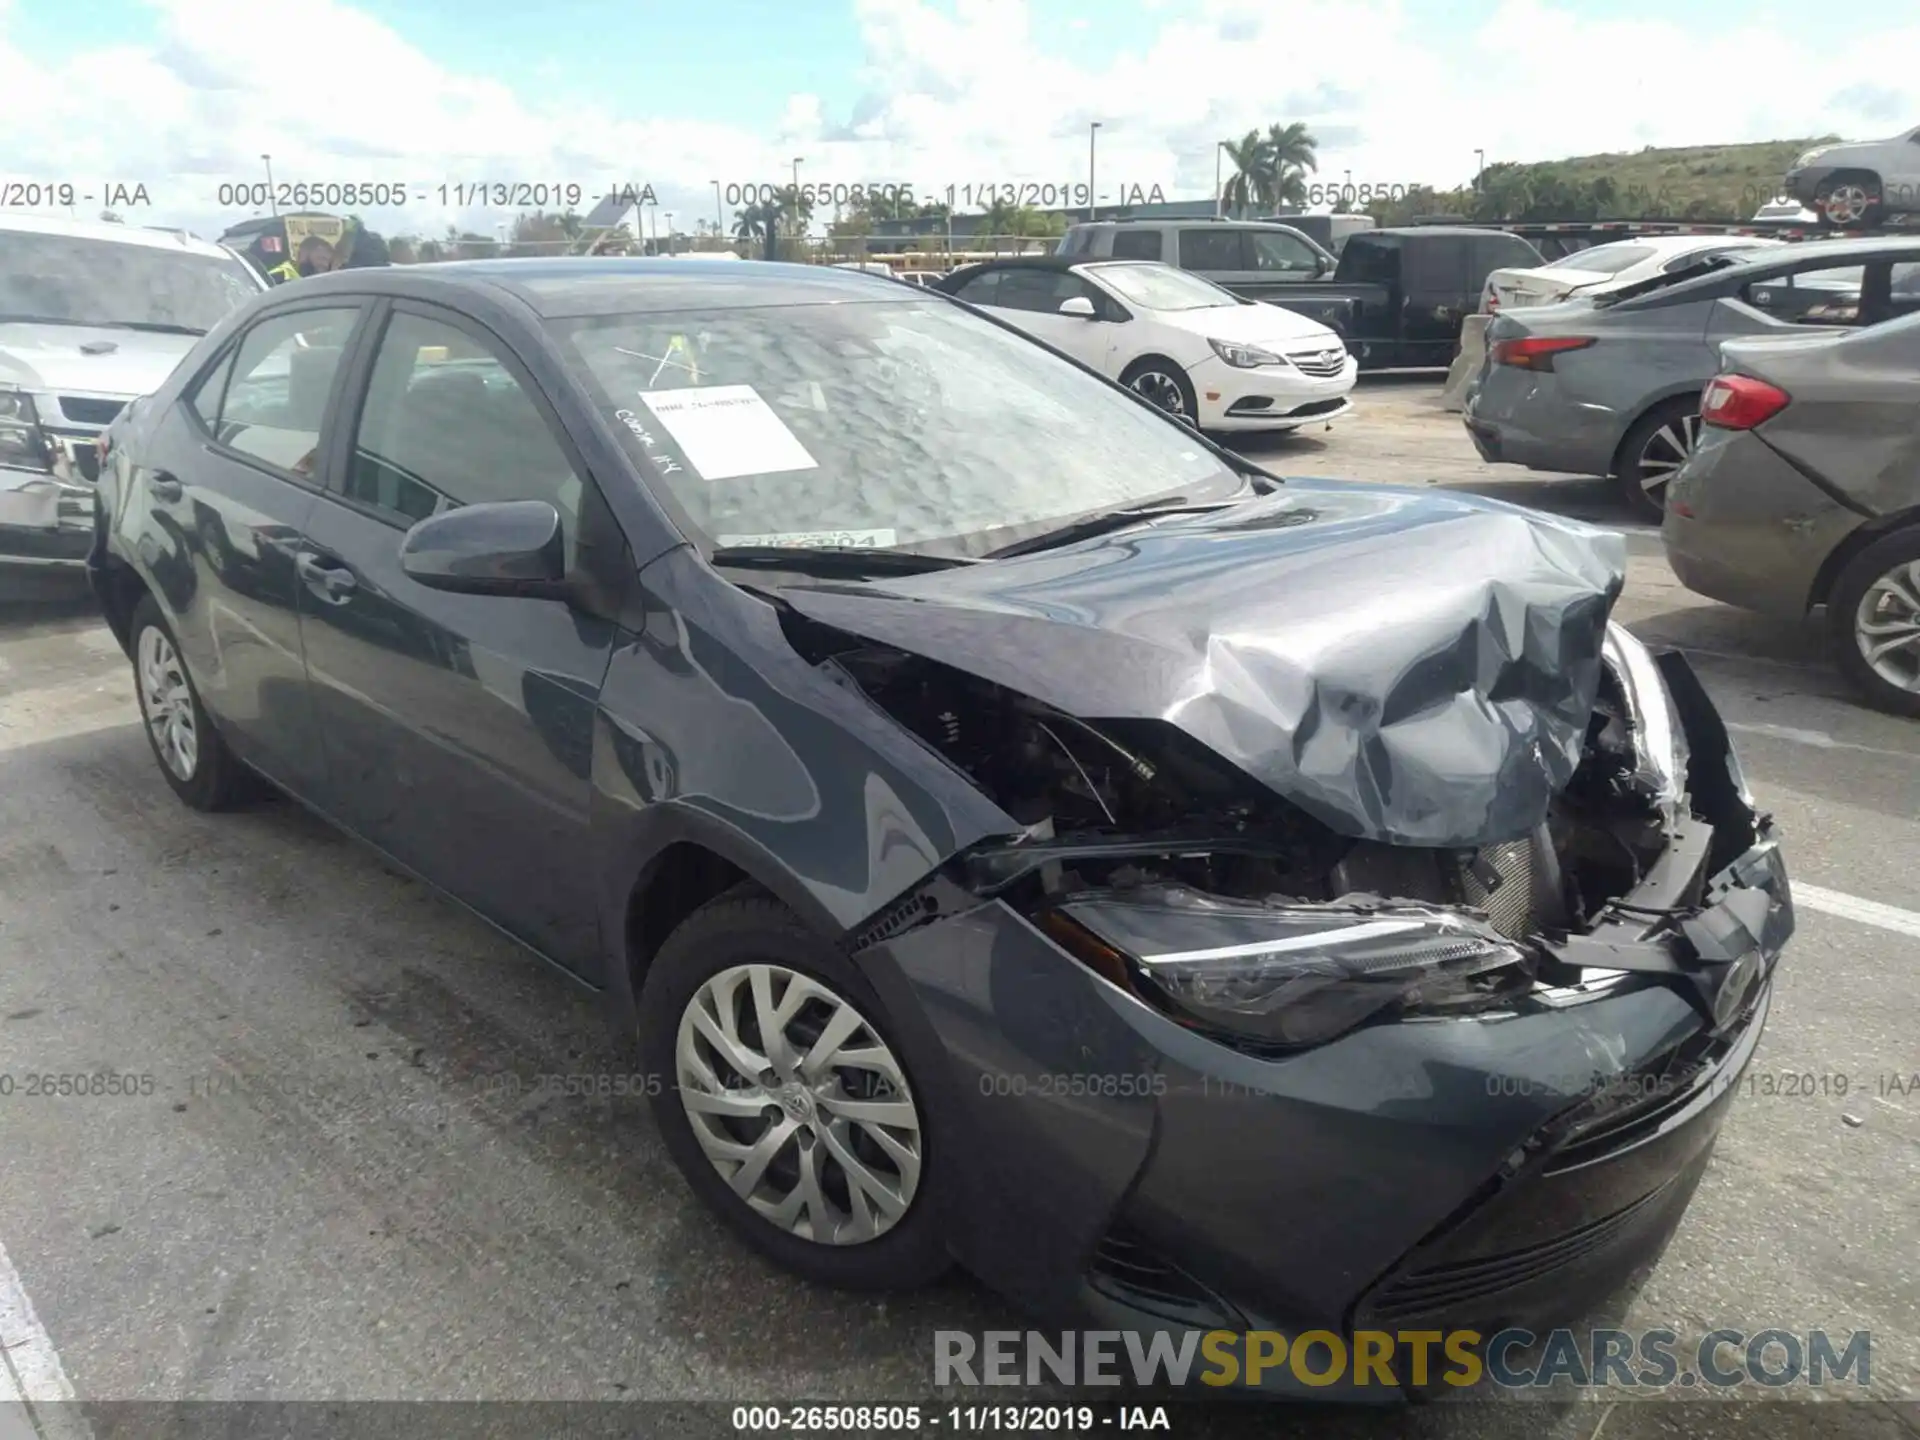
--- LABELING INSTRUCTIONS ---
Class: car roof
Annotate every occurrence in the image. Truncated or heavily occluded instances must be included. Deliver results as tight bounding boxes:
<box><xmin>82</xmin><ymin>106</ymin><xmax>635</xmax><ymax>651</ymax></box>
<box><xmin>0</xmin><ymin>209</ymin><xmax>236</xmax><ymax>260</ymax></box>
<box><xmin>1362</xmin><ymin>226</ymin><xmax>1535</xmax><ymax>239</ymax></box>
<box><xmin>280</xmin><ymin>257</ymin><xmax>924</xmax><ymax>318</ymax></box>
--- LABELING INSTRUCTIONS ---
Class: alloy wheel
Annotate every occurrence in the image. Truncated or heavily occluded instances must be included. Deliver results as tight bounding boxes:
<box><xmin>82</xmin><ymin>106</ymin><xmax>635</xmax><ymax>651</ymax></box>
<box><xmin>137</xmin><ymin>626</ymin><xmax>198</xmax><ymax>781</ymax></box>
<box><xmin>1821</xmin><ymin>184</ymin><xmax>1872</xmax><ymax>226</ymax></box>
<box><xmin>1854</xmin><ymin>559</ymin><xmax>1920</xmax><ymax>695</ymax></box>
<box><xmin>675</xmin><ymin>963</ymin><xmax>923</xmax><ymax>1246</ymax></box>
<box><xmin>1129</xmin><ymin>369</ymin><xmax>1188</xmax><ymax>417</ymax></box>
<box><xmin>1635</xmin><ymin>411</ymin><xmax>1699</xmax><ymax>508</ymax></box>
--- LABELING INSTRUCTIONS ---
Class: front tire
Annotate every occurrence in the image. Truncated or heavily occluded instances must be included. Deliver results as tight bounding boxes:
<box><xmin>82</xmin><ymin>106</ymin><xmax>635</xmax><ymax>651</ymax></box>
<box><xmin>1121</xmin><ymin>357</ymin><xmax>1199</xmax><ymax>427</ymax></box>
<box><xmin>1829</xmin><ymin>530</ymin><xmax>1920</xmax><ymax>718</ymax></box>
<box><xmin>639</xmin><ymin>888</ymin><xmax>950</xmax><ymax>1289</ymax></box>
<box><xmin>1616</xmin><ymin>398</ymin><xmax>1699</xmax><ymax>522</ymax></box>
<box><xmin>129</xmin><ymin>595</ymin><xmax>247</xmax><ymax>810</ymax></box>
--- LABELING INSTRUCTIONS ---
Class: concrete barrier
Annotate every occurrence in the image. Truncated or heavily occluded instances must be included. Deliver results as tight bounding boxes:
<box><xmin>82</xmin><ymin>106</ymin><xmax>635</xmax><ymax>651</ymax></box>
<box><xmin>1441</xmin><ymin>314</ymin><xmax>1490</xmax><ymax>412</ymax></box>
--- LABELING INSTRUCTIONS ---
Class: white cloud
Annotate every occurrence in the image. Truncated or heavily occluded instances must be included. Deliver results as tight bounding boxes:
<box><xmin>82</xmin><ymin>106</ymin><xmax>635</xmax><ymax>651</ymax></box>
<box><xmin>2</xmin><ymin>0</ymin><xmax>1917</xmax><ymax>242</ymax></box>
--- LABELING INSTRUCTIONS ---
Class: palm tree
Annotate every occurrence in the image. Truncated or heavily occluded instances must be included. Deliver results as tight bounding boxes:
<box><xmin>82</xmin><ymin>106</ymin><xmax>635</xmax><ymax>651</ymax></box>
<box><xmin>1263</xmin><ymin>123</ymin><xmax>1318</xmax><ymax>207</ymax></box>
<box><xmin>1220</xmin><ymin>130</ymin><xmax>1268</xmax><ymax>218</ymax></box>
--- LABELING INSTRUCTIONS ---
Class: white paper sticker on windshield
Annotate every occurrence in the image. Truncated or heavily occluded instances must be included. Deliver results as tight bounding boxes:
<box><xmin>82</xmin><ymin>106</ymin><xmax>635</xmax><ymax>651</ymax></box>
<box><xmin>638</xmin><ymin>384</ymin><xmax>818</xmax><ymax>481</ymax></box>
<box><xmin>715</xmin><ymin>528</ymin><xmax>898</xmax><ymax>548</ymax></box>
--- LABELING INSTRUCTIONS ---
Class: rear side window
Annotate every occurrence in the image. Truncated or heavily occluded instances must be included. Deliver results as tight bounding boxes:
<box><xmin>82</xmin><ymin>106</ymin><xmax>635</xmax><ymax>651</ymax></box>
<box><xmin>212</xmin><ymin>307</ymin><xmax>361</xmax><ymax>476</ymax></box>
<box><xmin>1403</xmin><ymin>237</ymin><xmax>1469</xmax><ymax>292</ymax></box>
<box><xmin>1178</xmin><ymin>230</ymin><xmax>1244</xmax><ymax>272</ymax></box>
<box><xmin>188</xmin><ymin>350</ymin><xmax>236</xmax><ymax>430</ymax></box>
<box><xmin>1111</xmin><ymin>230</ymin><xmax>1163</xmax><ymax>261</ymax></box>
<box><xmin>1056</xmin><ymin>229</ymin><xmax>1093</xmax><ymax>257</ymax></box>
<box><xmin>951</xmin><ymin>270</ymin><xmax>1003</xmax><ymax>306</ymax></box>
<box><xmin>1337</xmin><ymin>236</ymin><xmax>1398</xmax><ymax>284</ymax></box>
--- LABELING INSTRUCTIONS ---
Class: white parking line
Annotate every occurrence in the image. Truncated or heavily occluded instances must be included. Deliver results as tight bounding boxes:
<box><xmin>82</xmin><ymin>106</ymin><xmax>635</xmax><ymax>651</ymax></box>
<box><xmin>1727</xmin><ymin>721</ymin><xmax>1920</xmax><ymax>764</ymax></box>
<box><xmin>1793</xmin><ymin>883</ymin><xmax>1920</xmax><ymax>942</ymax></box>
<box><xmin>0</xmin><ymin>1238</ymin><xmax>91</xmax><ymax>1440</ymax></box>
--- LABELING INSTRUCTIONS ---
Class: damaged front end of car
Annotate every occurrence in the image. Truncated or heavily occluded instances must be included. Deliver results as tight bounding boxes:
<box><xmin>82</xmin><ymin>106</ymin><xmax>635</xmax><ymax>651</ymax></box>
<box><xmin>778</xmin><ymin>550</ymin><xmax>1790</xmax><ymax>1356</ymax></box>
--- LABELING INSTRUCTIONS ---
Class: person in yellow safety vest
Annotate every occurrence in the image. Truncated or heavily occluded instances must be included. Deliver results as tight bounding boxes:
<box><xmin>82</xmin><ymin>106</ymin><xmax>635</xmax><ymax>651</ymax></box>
<box><xmin>265</xmin><ymin>219</ymin><xmax>369</xmax><ymax>283</ymax></box>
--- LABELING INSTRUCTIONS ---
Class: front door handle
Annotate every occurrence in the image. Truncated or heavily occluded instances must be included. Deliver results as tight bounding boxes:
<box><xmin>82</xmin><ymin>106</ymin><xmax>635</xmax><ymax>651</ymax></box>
<box><xmin>296</xmin><ymin>552</ymin><xmax>358</xmax><ymax>603</ymax></box>
<box><xmin>149</xmin><ymin>471</ymin><xmax>183</xmax><ymax>502</ymax></box>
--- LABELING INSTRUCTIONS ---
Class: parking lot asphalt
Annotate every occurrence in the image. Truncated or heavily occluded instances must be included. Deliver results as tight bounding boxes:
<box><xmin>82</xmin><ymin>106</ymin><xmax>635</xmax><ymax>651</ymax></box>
<box><xmin>2</xmin><ymin>375</ymin><xmax>1916</xmax><ymax>1440</ymax></box>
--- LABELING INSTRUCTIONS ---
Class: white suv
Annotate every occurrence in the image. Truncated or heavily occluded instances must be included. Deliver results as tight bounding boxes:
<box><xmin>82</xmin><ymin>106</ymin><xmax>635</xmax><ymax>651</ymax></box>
<box><xmin>1784</xmin><ymin>127</ymin><xmax>1920</xmax><ymax>228</ymax></box>
<box><xmin>1</xmin><ymin>213</ymin><xmax>265</xmax><ymax>577</ymax></box>
<box><xmin>938</xmin><ymin>258</ymin><xmax>1356</xmax><ymax>433</ymax></box>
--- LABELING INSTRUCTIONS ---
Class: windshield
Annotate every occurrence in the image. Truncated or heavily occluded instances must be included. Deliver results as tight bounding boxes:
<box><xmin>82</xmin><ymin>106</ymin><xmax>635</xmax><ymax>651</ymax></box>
<box><xmin>1086</xmin><ymin>263</ymin><xmax>1237</xmax><ymax>311</ymax></box>
<box><xmin>0</xmin><ymin>232</ymin><xmax>260</xmax><ymax>333</ymax></box>
<box><xmin>1553</xmin><ymin>243</ymin><xmax>1655</xmax><ymax>275</ymax></box>
<box><xmin>549</xmin><ymin>299</ymin><xmax>1240</xmax><ymax>554</ymax></box>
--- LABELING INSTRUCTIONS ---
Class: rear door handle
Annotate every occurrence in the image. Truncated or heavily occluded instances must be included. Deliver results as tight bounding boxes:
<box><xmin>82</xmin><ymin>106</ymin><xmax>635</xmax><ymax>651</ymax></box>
<box><xmin>149</xmin><ymin>471</ymin><xmax>183</xmax><ymax>502</ymax></box>
<box><xmin>296</xmin><ymin>551</ymin><xmax>358</xmax><ymax>603</ymax></box>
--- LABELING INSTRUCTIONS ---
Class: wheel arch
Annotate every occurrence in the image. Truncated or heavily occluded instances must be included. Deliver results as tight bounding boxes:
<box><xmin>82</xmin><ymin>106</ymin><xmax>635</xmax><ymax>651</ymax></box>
<box><xmin>1609</xmin><ymin>386</ymin><xmax>1703</xmax><ymax>477</ymax></box>
<box><xmin>1807</xmin><ymin>504</ymin><xmax>1920</xmax><ymax>611</ymax></box>
<box><xmin>93</xmin><ymin>552</ymin><xmax>152</xmax><ymax>659</ymax></box>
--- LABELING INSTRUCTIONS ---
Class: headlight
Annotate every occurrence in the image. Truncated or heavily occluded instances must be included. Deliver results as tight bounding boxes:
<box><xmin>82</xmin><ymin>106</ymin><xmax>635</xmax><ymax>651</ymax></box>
<box><xmin>0</xmin><ymin>388</ymin><xmax>54</xmax><ymax>473</ymax></box>
<box><xmin>1046</xmin><ymin>888</ymin><xmax>1528</xmax><ymax>1049</ymax></box>
<box><xmin>1208</xmin><ymin>338</ymin><xmax>1287</xmax><ymax>369</ymax></box>
<box><xmin>1601</xmin><ymin>622</ymin><xmax>1689</xmax><ymax>812</ymax></box>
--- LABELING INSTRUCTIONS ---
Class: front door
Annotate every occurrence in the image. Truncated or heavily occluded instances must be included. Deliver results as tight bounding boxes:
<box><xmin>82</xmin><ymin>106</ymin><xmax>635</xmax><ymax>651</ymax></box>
<box><xmin>294</xmin><ymin>302</ymin><xmax>628</xmax><ymax>977</ymax></box>
<box><xmin>978</xmin><ymin>269</ymin><xmax>1120</xmax><ymax>372</ymax></box>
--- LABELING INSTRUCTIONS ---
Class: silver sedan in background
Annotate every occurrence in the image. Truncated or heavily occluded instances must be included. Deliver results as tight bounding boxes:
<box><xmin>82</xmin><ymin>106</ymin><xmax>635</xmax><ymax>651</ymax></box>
<box><xmin>1463</xmin><ymin>237</ymin><xmax>1920</xmax><ymax>520</ymax></box>
<box><xmin>1663</xmin><ymin>311</ymin><xmax>1920</xmax><ymax>716</ymax></box>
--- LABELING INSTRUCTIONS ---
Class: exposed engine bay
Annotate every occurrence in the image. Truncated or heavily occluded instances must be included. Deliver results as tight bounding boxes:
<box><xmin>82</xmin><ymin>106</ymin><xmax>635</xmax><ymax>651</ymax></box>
<box><xmin>819</xmin><ymin>637</ymin><xmax>1684</xmax><ymax>950</ymax></box>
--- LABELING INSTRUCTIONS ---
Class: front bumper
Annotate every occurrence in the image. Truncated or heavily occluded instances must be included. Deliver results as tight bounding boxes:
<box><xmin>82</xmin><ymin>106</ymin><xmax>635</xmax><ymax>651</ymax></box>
<box><xmin>1190</xmin><ymin>354</ymin><xmax>1357</xmax><ymax>431</ymax></box>
<box><xmin>855</xmin><ymin>655</ymin><xmax>1789</xmax><ymax>1393</ymax></box>
<box><xmin>1662</xmin><ymin>428</ymin><xmax>1865</xmax><ymax>617</ymax></box>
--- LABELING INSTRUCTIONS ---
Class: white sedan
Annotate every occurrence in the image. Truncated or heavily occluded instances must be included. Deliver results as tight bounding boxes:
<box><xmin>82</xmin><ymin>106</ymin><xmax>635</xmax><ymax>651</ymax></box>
<box><xmin>1481</xmin><ymin>234</ymin><xmax>1787</xmax><ymax>313</ymax></box>
<box><xmin>937</xmin><ymin>258</ymin><xmax>1356</xmax><ymax>432</ymax></box>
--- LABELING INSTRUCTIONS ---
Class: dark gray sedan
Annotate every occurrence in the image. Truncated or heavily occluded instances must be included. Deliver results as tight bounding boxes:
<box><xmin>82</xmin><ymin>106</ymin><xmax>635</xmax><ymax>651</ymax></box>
<box><xmin>1464</xmin><ymin>237</ymin><xmax>1920</xmax><ymax>520</ymax></box>
<box><xmin>85</xmin><ymin>258</ymin><xmax>1791</xmax><ymax>1379</ymax></box>
<box><xmin>1664</xmin><ymin>311</ymin><xmax>1920</xmax><ymax>716</ymax></box>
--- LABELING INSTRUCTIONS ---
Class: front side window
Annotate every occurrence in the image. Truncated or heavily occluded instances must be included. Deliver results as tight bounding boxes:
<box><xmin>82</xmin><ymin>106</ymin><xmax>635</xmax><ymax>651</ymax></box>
<box><xmin>1178</xmin><ymin>230</ymin><xmax>1245</xmax><ymax>272</ymax></box>
<box><xmin>214</xmin><ymin>307</ymin><xmax>361</xmax><ymax>475</ymax></box>
<box><xmin>988</xmin><ymin>269</ymin><xmax>1084</xmax><ymax>313</ymax></box>
<box><xmin>0</xmin><ymin>232</ymin><xmax>261</xmax><ymax>335</ymax></box>
<box><xmin>1743</xmin><ymin>265</ymin><xmax>1867</xmax><ymax>327</ymax></box>
<box><xmin>1249</xmin><ymin>231</ymin><xmax>1319</xmax><ymax>272</ymax></box>
<box><xmin>549</xmin><ymin>299</ymin><xmax>1237</xmax><ymax>555</ymax></box>
<box><xmin>344</xmin><ymin>312</ymin><xmax>584</xmax><ymax>549</ymax></box>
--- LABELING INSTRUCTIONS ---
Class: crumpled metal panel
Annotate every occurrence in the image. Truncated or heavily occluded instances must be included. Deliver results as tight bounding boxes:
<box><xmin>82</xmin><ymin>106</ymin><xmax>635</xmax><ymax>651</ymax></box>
<box><xmin>779</xmin><ymin>482</ymin><xmax>1626</xmax><ymax>847</ymax></box>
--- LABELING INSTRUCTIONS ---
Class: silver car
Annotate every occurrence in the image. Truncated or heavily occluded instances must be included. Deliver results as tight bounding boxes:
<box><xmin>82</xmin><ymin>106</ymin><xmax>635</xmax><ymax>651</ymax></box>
<box><xmin>1462</xmin><ymin>236</ymin><xmax>1920</xmax><ymax>520</ymax></box>
<box><xmin>1663</xmin><ymin>311</ymin><xmax>1920</xmax><ymax>716</ymax></box>
<box><xmin>1</xmin><ymin>212</ymin><xmax>265</xmax><ymax>580</ymax></box>
<box><xmin>1783</xmin><ymin>126</ymin><xmax>1920</xmax><ymax>229</ymax></box>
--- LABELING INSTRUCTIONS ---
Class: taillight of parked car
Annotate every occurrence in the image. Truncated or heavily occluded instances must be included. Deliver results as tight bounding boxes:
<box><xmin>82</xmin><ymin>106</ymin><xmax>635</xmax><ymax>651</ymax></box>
<box><xmin>1490</xmin><ymin>335</ymin><xmax>1594</xmax><ymax>370</ymax></box>
<box><xmin>1700</xmin><ymin>375</ymin><xmax>1790</xmax><ymax>430</ymax></box>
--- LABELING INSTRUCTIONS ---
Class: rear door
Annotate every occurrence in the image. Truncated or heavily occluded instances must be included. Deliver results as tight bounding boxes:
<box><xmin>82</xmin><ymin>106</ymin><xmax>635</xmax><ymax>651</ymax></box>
<box><xmin>131</xmin><ymin>301</ymin><xmax>366</xmax><ymax>798</ymax></box>
<box><xmin>1399</xmin><ymin>235</ymin><xmax>1471</xmax><ymax>352</ymax></box>
<box><xmin>294</xmin><ymin>301</ymin><xmax>630</xmax><ymax>977</ymax></box>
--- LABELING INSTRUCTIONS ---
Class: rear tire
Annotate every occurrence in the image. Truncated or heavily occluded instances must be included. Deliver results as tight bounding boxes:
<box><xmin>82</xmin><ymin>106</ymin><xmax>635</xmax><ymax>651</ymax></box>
<box><xmin>1616</xmin><ymin>398</ymin><xmax>1699</xmax><ymax>522</ymax></box>
<box><xmin>1814</xmin><ymin>175</ymin><xmax>1885</xmax><ymax>231</ymax></box>
<box><xmin>639</xmin><ymin>887</ymin><xmax>950</xmax><ymax>1290</ymax></box>
<box><xmin>1120</xmin><ymin>357</ymin><xmax>1199</xmax><ymax>428</ymax></box>
<box><xmin>129</xmin><ymin>595</ymin><xmax>248</xmax><ymax>811</ymax></box>
<box><xmin>1828</xmin><ymin>529</ymin><xmax>1920</xmax><ymax>718</ymax></box>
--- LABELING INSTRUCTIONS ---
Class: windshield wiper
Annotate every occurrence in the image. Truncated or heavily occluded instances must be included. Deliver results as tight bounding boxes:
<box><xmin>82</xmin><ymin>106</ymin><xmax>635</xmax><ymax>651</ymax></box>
<box><xmin>0</xmin><ymin>315</ymin><xmax>206</xmax><ymax>335</ymax></box>
<box><xmin>709</xmin><ymin>545</ymin><xmax>977</xmax><ymax>576</ymax></box>
<box><xmin>984</xmin><ymin>497</ymin><xmax>1244</xmax><ymax>559</ymax></box>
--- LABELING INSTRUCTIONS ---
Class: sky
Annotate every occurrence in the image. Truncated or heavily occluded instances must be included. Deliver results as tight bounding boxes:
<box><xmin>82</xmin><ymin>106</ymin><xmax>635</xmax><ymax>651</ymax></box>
<box><xmin>3</xmin><ymin>0</ymin><xmax>1918</xmax><ymax>243</ymax></box>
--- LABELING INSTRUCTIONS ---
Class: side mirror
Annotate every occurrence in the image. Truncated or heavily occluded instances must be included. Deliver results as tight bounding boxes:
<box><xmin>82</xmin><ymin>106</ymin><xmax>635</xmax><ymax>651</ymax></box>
<box><xmin>400</xmin><ymin>499</ymin><xmax>570</xmax><ymax>598</ymax></box>
<box><xmin>1058</xmin><ymin>296</ymin><xmax>1098</xmax><ymax>318</ymax></box>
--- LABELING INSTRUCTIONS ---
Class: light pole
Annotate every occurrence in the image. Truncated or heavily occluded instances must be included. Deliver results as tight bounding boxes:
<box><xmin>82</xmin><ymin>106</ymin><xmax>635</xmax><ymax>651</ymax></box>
<box><xmin>711</xmin><ymin>179</ymin><xmax>722</xmax><ymax>236</ymax></box>
<box><xmin>1088</xmin><ymin>121</ymin><xmax>1102</xmax><ymax>222</ymax></box>
<box><xmin>1214</xmin><ymin>141</ymin><xmax>1224</xmax><ymax>219</ymax></box>
<box><xmin>1475</xmin><ymin>149</ymin><xmax>1486</xmax><ymax>187</ymax></box>
<box><xmin>664</xmin><ymin>212</ymin><xmax>674</xmax><ymax>255</ymax></box>
<box><xmin>261</xmin><ymin>153</ymin><xmax>278</xmax><ymax>216</ymax></box>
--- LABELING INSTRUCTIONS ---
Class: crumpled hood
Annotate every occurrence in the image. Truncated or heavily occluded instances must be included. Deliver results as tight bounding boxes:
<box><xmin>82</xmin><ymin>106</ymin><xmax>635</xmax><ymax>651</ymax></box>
<box><xmin>780</xmin><ymin>482</ymin><xmax>1627</xmax><ymax>847</ymax></box>
<box><xmin>0</xmin><ymin>324</ymin><xmax>197</xmax><ymax>401</ymax></box>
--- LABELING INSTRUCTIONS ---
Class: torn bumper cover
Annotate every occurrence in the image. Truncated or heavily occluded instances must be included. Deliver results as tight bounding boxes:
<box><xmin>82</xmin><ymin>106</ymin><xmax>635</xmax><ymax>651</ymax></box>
<box><xmin>847</xmin><ymin>643</ymin><xmax>1791</xmax><ymax>1376</ymax></box>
